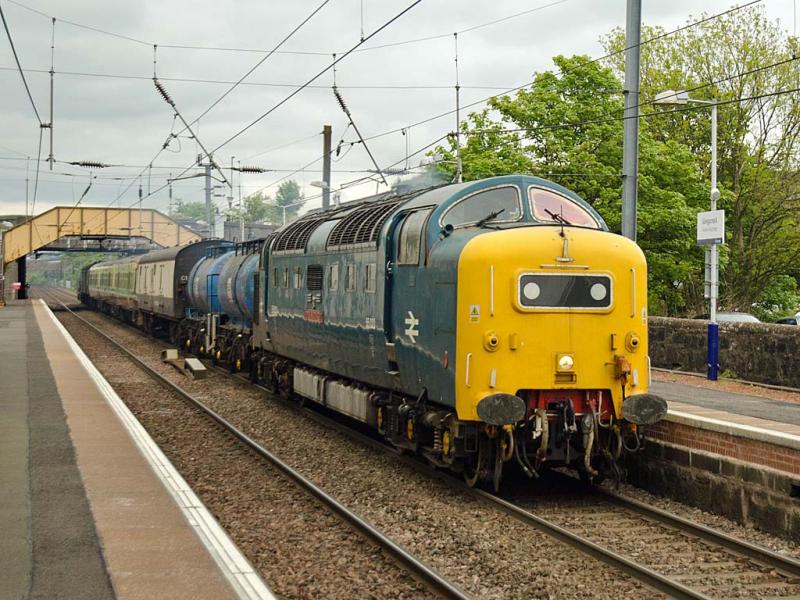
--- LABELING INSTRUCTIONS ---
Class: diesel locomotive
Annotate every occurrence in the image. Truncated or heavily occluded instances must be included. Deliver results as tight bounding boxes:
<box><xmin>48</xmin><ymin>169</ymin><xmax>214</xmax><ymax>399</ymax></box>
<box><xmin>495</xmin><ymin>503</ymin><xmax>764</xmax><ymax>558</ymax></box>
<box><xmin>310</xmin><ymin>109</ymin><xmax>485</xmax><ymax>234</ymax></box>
<box><xmin>79</xmin><ymin>175</ymin><xmax>666</xmax><ymax>490</ymax></box>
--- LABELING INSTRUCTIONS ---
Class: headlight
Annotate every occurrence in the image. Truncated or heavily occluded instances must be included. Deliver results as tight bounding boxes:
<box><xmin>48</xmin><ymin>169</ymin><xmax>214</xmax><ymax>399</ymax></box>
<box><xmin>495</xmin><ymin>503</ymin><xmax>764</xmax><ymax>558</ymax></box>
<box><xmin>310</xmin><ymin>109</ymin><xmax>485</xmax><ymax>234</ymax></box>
<box><xmin>557</xmin><ymin>354</ymin><xmax>574</xmax><ymax>371</ymax></box>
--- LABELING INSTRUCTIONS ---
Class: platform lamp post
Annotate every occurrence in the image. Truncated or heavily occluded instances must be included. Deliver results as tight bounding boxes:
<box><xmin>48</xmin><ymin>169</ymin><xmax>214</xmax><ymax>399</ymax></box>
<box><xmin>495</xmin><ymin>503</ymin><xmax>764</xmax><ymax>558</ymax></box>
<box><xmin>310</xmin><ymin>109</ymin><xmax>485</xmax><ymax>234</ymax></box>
<box><xmin>654</xmin><ymin>90</ymin><xmax>721</xmax><ymax>380</ymax></box>
<box><xmin>280</xmin><ymin>199</ymin><xmax>307</xmax><ymax>226</ymax></box>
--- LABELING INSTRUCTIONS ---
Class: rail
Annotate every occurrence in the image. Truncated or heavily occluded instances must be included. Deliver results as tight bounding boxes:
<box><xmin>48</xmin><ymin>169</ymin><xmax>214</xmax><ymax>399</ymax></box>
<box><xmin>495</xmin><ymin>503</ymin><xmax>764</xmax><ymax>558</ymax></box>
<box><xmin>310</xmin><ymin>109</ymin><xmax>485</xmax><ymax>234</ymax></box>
<box><xmin>45</xmin><ymin>289</ymin><xmax>800</xmax><ymax>600</ymax></box>
<box><xmin>52</xmin><ymin>299</ymin><xmax>472</xmax><ymax>600</ymax></box>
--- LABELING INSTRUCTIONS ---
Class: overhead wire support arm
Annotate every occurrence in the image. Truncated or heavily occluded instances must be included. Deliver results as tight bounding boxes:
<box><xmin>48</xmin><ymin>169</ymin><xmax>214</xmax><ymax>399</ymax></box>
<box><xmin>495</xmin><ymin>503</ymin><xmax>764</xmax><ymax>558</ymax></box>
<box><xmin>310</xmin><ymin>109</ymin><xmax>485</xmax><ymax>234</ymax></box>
<box><xmin>152</xmin><ymin>77</ymin><xmax>231</xmax><ymax>188</ymax></box>
<box><xmin>333</xmin><ymin>85</ymin><xmax>387</xmax><ymax>186</ymax></box>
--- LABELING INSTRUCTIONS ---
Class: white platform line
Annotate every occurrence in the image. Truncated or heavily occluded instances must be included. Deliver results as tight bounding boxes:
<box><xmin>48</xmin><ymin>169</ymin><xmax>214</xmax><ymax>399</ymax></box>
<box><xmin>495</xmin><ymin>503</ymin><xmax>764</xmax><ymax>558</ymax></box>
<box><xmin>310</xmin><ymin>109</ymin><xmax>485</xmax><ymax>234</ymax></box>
<box><xmin>41</xmin><ymin>301</ymin><xmax>275</xmax><ymax>600</ymax></box>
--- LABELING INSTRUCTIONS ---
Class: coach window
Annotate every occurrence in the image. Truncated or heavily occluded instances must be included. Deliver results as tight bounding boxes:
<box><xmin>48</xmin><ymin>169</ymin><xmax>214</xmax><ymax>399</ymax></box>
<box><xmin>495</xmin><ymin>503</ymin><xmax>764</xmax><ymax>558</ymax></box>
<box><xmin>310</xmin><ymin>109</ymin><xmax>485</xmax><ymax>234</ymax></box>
<box><xmin>282</xmin><ymin>267</ymin><xmax>289</xmax><ymax>288</ymax></box>
<box><xmin>528</xmin><ymin>187</ymin><xmax>599</xmax><ymax>228</ymax></box>
<box><xmin>441</xmin><ymin>186</ymin><xmax>521</xmax><ymax>229</ymax></box>
<box><xmin>397</xmin><ymin>208</ymin><xmax>432</xmax><ymax>265</ymax></box>
<box><xmin>345</xmin><ymin>264</ymin><xmax>356</xmax><ymax>292</ymax></box>
<box><xmin>329</xmin><ymin>263</ymin><xmax>339</xmax><ymax>291</ymax></box>
<box><xmin>365</xmin><ymin>263</ymin><xmax>377</xmax><ymax>293</ymax></box>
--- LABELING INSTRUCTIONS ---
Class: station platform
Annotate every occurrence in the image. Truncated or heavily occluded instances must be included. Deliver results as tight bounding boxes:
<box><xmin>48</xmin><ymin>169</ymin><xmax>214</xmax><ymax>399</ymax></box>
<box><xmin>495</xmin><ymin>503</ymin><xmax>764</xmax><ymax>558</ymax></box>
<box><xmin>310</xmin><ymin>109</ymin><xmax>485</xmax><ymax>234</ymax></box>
<box><xmin>0</xmin><ymin>300</ymin><xmax>272</xmax><ymax>600</ymax></box>
<box><xmin>648</xmin><ymin>371</ymin><xmax>800</xmax><ymax>476</ymax></box>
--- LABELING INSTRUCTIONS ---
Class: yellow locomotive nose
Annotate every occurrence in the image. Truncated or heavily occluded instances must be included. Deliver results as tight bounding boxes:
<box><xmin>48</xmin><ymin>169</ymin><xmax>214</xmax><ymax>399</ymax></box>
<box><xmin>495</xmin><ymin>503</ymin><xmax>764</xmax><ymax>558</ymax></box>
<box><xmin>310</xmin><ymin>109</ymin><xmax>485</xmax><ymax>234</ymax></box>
<box><xmin>455</xmin><ymin>226</ymin><xmax>651</xmax><ymax>424</ymax></box>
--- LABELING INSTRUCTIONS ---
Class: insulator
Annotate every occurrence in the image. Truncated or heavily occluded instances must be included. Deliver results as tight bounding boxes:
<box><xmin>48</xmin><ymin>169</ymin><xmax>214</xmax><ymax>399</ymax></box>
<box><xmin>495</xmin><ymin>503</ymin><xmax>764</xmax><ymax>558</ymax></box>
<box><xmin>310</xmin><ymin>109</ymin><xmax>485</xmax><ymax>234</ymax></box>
<box><xmin>383</xmin><ymin>167</ymin><xmax>407</xmax><ymax>176</ymax></box>
<box><xmin>237</xmin><ymin>165</ymin><xmax>267</xmax><ymax>173</ymax></box>
<box><xmin>333</xmin><ymin>86</ymin><xmax>349</xmax><ymax>114</ymax></box>
<box><xmin>68</xmin><ymin>160</ymin><xmax>108</xmax><ymax>168</ymax></box>
<box><xmin>153</xmin><ymin>78</ymin><xmax>175</xmax><ymax>107</ymax></box>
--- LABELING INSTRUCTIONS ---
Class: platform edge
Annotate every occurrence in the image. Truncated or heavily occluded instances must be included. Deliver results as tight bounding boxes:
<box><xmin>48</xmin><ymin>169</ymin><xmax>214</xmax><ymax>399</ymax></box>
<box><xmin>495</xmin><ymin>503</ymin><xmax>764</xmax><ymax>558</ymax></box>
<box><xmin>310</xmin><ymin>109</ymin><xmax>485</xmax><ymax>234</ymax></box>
<box><xmin>39</xmin><ymin>300</ymin><xmax>275</xmax><ymax>600</ymax></box>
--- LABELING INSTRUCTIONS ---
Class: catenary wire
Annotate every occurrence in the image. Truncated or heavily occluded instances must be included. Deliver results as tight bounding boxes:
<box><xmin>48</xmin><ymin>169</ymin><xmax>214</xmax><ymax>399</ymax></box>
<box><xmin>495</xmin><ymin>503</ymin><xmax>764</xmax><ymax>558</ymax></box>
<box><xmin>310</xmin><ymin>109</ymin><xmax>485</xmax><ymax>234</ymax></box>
<box><xmin>6</xmin><ymin>0</ymin><xmax>570</xmax><ymax>58</ymax></box>
<box><xmin>208</xmin><ymin>0</ymin><xmax>425</xmax><ymax>156</ymax></box>
<box><xmin>114</xmin><ymin>0</ymin><xmax>427</xmax><ymax>220</ymax></box>
<box><xmin>355</xmin><ymin>0</ymin><xmax>764</xmax><ymax>145</ymax></box>
<box><xmin>179</xmin><ymin>0</ymin><xmax>333</xmax><ymax>137</ymax></box>
<box><xmin>0</xmin><ymin>0</ymin><xmax>42</xmax><ymax>123</ymax></box>
<box><xmin>0</xmin><ymin>65</ymin><xmax>527</xmax><ymax>90</ymax></box>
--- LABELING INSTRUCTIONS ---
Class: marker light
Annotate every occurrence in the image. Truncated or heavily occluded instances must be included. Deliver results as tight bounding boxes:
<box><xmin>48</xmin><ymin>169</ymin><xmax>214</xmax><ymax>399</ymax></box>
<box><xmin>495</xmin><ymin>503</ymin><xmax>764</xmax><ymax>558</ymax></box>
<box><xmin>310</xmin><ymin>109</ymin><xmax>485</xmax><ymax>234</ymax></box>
<box><xmin>558</xmin><ymin>354</ymin><xmax>574</xmax><ymax>371</ymax></box>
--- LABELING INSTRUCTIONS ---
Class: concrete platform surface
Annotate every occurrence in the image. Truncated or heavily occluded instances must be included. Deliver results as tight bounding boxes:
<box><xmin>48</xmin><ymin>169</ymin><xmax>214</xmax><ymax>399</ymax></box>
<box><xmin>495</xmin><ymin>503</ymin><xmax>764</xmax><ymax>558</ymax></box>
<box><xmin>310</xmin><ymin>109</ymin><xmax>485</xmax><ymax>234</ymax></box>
<box><xmin>652</xmin><ymin>379</ymin><xmax>800</xmax><ymax>428</ymax></box>
<box><xmin>0</xmin><ymin>300</ymin><xmax>273</xmax><ymax>600</ymax></box>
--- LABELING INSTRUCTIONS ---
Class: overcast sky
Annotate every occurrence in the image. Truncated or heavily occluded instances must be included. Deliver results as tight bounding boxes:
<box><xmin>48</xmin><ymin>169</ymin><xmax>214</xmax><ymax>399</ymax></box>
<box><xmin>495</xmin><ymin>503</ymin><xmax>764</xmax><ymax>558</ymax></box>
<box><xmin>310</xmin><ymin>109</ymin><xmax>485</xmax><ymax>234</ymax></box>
<box><xmin>0</xmin><ymin>0</ymin><xmax>796</xmax><ymax>221</ymax></box>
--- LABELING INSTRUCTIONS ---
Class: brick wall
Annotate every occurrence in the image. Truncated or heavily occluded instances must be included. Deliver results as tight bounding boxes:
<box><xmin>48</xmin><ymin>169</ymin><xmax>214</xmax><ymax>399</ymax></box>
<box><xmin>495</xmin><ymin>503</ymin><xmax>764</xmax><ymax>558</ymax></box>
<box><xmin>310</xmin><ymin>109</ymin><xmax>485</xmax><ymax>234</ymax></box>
<box><xmin>630</xmin><ymin>419</ymin><xmax>800</xmax><ymax>540</ymax></box>
<box><xmin>645</xmin><ymin>419</ymin><xmax>800</xmax><ymax>477</ymax></box>
<box><xmin>649</xmin><ymin>316</ymin><xmax>800</xmax><ymax>388</ymax></box>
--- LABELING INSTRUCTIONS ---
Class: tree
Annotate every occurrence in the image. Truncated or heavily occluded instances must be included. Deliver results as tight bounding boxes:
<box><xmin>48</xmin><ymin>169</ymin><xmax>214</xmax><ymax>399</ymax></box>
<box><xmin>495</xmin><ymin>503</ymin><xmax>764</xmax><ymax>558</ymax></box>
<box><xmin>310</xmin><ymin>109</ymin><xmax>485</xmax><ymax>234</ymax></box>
<box><xmin>227</xmin><ymin>192</ymin><xmax>274</xmax><ymax>224</ymax></box>
<box><xmin>752</xmin><ymin>275</ymin><xmax>800</xmax><ymax>322</ymax></box>
<box><xmin>275</xmin><ymin>180</ymin><xmax>304</xmax><ymax>220</ymax></box>
<box><xmin>171</xmin><ymin>199</ymin><xmax>207</xmax><ymax>222</ymax></box>
<box><xmin>228</xmin><ymin>181</ymin><xmax>305</xmax><ymax>225</ymax></box>
<box><xmin>435</xmin><ymin>55</ymin><xmax>707</xmax><ymax>314</ymax></box>
<box><xmin>602</xmin><ymin>5</ymin><xmax>800</xmax><ymax>311</ymax></box>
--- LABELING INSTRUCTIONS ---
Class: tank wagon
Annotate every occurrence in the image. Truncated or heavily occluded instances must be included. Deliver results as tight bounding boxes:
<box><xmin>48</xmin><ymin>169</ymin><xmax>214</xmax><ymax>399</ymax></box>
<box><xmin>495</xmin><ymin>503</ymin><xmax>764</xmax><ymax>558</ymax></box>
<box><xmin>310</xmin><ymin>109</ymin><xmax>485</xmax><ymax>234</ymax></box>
<box><xmin>182</xmin><ymin>239</ymin><xmax>264</xmax><ymax>369</ymax></box>
<box><xmin>80</xmin><ymin>175</ymin><xmax>666</xmax><ymax>490</ymax></box>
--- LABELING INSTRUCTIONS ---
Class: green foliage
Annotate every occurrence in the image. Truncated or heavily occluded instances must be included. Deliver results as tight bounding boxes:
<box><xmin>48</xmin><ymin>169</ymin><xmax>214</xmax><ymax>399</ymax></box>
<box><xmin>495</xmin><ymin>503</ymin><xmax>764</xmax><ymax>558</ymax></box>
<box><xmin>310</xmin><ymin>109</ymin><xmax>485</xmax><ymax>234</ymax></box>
<box><xmin>752</xmin><ymin>275</ymin><xmax>800</xmax><ymax>322</ymax></box>
<box><xmin>435</xmin><ymin>6</ymin><xmax>800</xmax><ymax>316</ymax></box>
<box><xmin>275</xmin><ymin>181</ymin><xmax>304</xmax><ymax>219</ymax></box>
<box><xmin>227</xmin><ymin>192</ymin><xmax>274</xmax><ymax>224</ymax></box>
<box><xmin>602</xmin><ymin>5</ymin><xmax>800</xmax><ymax>312</ymax></box>
<box><xmin>227</xmin><ymin>181</ymin><xmax>304</xmax><ymax>225</ymax></box>
<box><xmin>170</xmin><ymin>200</ymin><xmax>207</xmax><ymax>222</ymax></box>
<box><xmin>436</xmin><ymin>55</ymin><xmax>707</xmax><ymax>315</ymax></box>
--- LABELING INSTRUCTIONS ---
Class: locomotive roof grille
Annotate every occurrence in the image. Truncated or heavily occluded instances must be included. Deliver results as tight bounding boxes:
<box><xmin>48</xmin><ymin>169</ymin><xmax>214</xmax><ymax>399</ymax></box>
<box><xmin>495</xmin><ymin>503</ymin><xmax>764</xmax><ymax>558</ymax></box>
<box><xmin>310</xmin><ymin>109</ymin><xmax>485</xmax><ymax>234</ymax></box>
<box><xmin>326</xmin><ymin>199</ymin><xmax>403</xmax><ymax>249</ymax></box>
<box><xmin>272</xmin><ymin>217</ymin><xmax>327</xmax><ymax>254</ymax></box>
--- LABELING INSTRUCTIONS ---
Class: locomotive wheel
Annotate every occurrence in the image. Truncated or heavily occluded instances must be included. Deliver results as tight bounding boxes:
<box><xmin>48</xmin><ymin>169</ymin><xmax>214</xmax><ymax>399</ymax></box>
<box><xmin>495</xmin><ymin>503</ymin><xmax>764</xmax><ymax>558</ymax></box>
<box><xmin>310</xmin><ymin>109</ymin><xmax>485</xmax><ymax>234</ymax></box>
<box><xmin>463</xmin><ymin>438</ymin><xmax>486</xmax><ymax>488</ymax></box>
<box><xmin>376</xmin><ymin>407</ymin><xmax>385</xmax><ymax>435</ymax></box>
<box><xmin>492</xmin><ymin>439</ymin><xmax>504</xmax><ymax>493</ymax></box>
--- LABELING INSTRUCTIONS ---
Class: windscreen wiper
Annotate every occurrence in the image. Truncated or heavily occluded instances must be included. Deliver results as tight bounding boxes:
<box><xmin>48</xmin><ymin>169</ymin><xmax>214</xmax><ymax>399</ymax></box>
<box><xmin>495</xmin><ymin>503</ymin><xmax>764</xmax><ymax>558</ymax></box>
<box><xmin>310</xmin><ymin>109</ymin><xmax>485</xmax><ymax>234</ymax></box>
<box><xmin>475</xmin><ymin>208</ymin><xmax>506</xmax><ymax>228</ymax></box>
<box><xmin>544</xmin><ymin>208</ymin><xmax>572</xmax><ymax>225</ymax></box>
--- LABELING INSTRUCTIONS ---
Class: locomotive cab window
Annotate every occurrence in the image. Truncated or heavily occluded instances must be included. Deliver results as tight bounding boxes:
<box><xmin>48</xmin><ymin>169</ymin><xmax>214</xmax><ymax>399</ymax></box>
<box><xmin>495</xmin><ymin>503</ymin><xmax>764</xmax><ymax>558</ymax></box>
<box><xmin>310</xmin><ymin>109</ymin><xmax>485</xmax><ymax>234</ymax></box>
<box><xmin>397</xmin><ymin>208</ymin><xmax>432</xmax><ymax>265</ymax></box>
<box><xmin>293</xmin><ymin>267</ymin><xmax>302</xmax><ymax>289</ymax></box>
<box><xmin>345</xmin><ymin>264</ymin><xmax>356</xmax><ymax>292</ymax></box>
<box><xmin>528</xmin><ymin>187</ymin><xmax>599</xmax><ymax>228</ymax></box>
<box><xmin>281</xmin><ymin>267</ymin><xmax>289</xmax><ymax>288</ymax></box>
<box><xmin>272</xmin><ymin>267</ymin><xmax>278</xmax><ymax>287</ymax></box>
<box><xmin>440</xmin><ymin>186</ymin><xmax>521</xmax><ymax>229</ymax></box>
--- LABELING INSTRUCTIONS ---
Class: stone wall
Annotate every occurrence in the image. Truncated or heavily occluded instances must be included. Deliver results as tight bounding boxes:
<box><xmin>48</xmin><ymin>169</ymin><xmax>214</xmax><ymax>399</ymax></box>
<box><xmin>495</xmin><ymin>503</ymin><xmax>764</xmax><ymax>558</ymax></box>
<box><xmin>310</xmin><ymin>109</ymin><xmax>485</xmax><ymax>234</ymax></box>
<box><xmin>626</xmin><ymin>433</ymin><xmax>800</xmax><ymax>540</ymax></box>
<box><xmin>648</xmin><ymin>316</ymin><xmax>800</xmax><ymax>388</ymax></box>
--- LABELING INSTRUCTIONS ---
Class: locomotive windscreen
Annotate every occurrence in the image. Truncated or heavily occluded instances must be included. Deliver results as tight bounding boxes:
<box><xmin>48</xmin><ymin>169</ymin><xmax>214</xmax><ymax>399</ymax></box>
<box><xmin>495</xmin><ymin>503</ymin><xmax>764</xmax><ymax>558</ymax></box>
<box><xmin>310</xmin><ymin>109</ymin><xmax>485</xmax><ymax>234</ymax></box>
<box><xmin>517</xmin><ymin>273</ymin><xmax>612</xmax><ymax>309</ymax></box>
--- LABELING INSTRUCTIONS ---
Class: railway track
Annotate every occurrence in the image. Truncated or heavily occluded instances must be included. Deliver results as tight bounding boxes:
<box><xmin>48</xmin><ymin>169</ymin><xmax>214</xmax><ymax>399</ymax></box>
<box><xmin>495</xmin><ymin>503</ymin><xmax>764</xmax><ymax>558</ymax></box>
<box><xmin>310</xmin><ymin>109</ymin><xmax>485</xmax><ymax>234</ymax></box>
<box><xmin>39</xmin><ymin>288</ymin><xmax>800</xmax><ymax>599</ymax></box>
<box><xmin>45</xmin><ymin>294</ymin><xmax>469</xmax><ymax>600</ymax></box>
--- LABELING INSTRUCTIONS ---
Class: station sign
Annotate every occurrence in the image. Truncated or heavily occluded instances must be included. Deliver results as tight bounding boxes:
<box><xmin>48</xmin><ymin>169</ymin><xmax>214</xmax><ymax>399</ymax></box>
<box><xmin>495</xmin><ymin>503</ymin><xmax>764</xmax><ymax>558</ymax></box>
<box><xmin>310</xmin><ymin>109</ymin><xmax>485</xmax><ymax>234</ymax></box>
<box><xmin>697</xmin><ymin>209</ymin><xmax>725</xmax><ymax>246</ymax></box>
